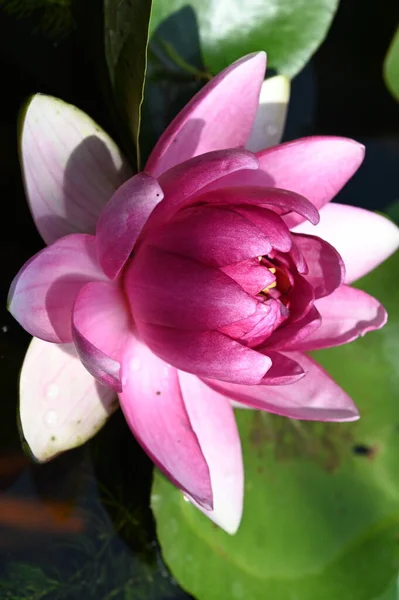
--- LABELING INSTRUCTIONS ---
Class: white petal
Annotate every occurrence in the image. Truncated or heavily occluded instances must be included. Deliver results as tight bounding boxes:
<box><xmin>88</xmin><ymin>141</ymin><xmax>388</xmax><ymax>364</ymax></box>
<box><xmin>20</xmin><ymin>338</ymin><xmax>118</xmax><ymax>462</ymax></box>
<box><xmin>20</xmin><ymin>94</ymin><xmax>132</xmax><ymax>244</ymax></box>
<box><xmin>246</xmin><ymin>75</ymin><xmax>290</xmax><ymax>152</ymax></box>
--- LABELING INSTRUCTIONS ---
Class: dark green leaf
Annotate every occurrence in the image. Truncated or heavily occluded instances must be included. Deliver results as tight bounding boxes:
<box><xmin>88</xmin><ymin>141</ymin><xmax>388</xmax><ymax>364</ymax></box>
<box><xmin>150</xmin><ymin>0</ymin><xmax>340</xmax><ymax>78</ymax></box>
<box><xmin>104</xmin><ymin>0</ymin><xmax>152</xmax><ymax>169</ymax></box>
<box><xmin>384</xmin><ymin>28</ymin><xmax>399</xmax><ymax>102</ymax></box>
<box><xmin>140</xmin><ymin>6</ymin><xmax>208</xmax><ymax>164</ymax></box>
<box><xmin>152</xmin><ymin>249</ymin><xmax>399</xmax><ymax>600</ymax></box>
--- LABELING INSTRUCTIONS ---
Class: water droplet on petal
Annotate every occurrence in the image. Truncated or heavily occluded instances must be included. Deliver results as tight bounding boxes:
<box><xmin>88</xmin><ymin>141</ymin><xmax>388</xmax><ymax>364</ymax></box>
<box><xmin>45</xmin><ymin>383</ymin><xmax>59</xmax><ymax>400</ymax></box>
<box><xmin>129</xmin><ymin>357</ymin><xmax>141</xmax><ymax>372</ymax></box>
<box><xmin>44</xmin><ymin>410</ymin><xmax>58</xmax><ymax>428</ymax></box>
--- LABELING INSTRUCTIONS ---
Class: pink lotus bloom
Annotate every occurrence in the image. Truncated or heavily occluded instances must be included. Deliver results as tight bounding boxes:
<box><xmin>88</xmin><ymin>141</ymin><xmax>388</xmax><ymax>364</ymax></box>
<box><xmin>8</xmin><ymin>53</ymin><xmax>399</xmax><ymax>533</ymax></box>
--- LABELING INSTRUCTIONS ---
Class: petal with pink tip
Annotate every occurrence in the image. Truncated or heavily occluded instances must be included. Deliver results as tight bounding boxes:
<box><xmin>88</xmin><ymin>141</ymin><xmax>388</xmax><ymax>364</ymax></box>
<box><xmin>19</xmin><ymin>338</ymin><xmax>117</xmax><ymax>462</ymax></box>
<box><xmin>292</xmin><ymin>233</ymin><xmax>345</xmax><ymax>298</ymax></box>
<box><xmin>20</xmin><ymin>95</ymin><xmax>131</xmax><ymax>244</ymax></box>
<box><xmin>246</xmin><ymin>75</ymin><xmax>290</xmax><ymax>153</ymax></box>
<box><xmin>205</xmin><ymin>352</ymin><xmax>359</xmax><ymax>422</ymax></box>
<box><xmin>145</xmin><ymin>52</ymin><xmax>266</xmax><ymax>177</ymax></box>
<box><xmin>134</xmin><ymin>322</ymin><xmax>272</xmax><ymax>385</ymax></box>
<box><xmin>293</xmin><ymin>284</ymin><xmax>387</xmax><ymax>351</ymax></box>
<box><xmin>119</xmin><ymin>340</ymin><xmax>212</xmax><ymax>508</ymax></box>
<box><xmin>199</xmin><ymin>186</ymin><xmax>319</xmax><ymax>225</ymax></box>
<box><xmin>125</xmin><ymin>244</ymin><xmax>258</xmax><ymax>330</ymax></box>
<box><xmin>177</xmin><ymin>371</ymin><xmax>243</xmax><ymax>534</ymax></box>
<box><xmin>96</xmin><ymin>173</ymin><xmax>164</xmax><ymax>279</ymax></box>
<box><xmin>8</xmin><ymin>234</ymin><xmax>106</xmax><ymax>343</ymax></box>
<box><xmin>293</xmin><ymin>203</ymin><xmax>399</xmax><ymax>283</ymax></box>
<box><xmin>153</xmin><ymin>205</ymin><xmax>272</xmax><ymax>267</ymax></box>
<box><xmin>72</xmin><ymin>281</ymin><xmax>132</xmax><ymax>391</ymax></box>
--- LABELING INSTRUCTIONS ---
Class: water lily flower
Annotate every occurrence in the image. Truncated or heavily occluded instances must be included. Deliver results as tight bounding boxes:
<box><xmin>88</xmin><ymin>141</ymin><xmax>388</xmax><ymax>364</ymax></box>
<box><xmin>8</xmin><ymin>53</ymin><xmax>399</xmax><ymax>534</ymax></box>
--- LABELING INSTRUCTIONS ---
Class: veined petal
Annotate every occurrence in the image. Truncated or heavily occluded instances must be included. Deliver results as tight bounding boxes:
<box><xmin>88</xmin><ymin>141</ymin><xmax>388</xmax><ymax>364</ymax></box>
<box><xmin>146</xmin><ymin>149</ymin><xmax>259</xmax><ymax>232</ymax></box>
<box><xmin>203</xmin><ymin>137</ymin><xmax>364</xmax><ymax>227</ymax></box>
<box><xmin>293</xmin><ymin>285</ymin><xmax>387</xmax><ymax>351</ymax></box>
<box><xmin>178</xmin><ymin>371</ymin><xmax>243</xmax><ymax>534</ymax></box>
<box><xmin>72</xmin><ymin>281</ymin><xmax>132</xmax><ymax>391</ymax></box>
<box><xmin>246</xmin><ymin>75</ymin><xmax>290</xmax><ymax>152</ymax></box>
<box><xmin>20</xmin><ymin>338</ymin><xmax>117</xmax><ymax>462</ymax></box>
<box><xmin>153</xmin><ymin>205</ymin><xmax>272</xmax><ymax>267</ymax></box>
<box><xmin>119</xmin><ymin>340</ymin><xmax>212</xmax><ymax>508</ymax></box>
<box><xmin>96</xmin><ymin>173</ymin><xmax>164</xmax><ymax>279</ymax></box>
<box><xmin>257</xmin><ymin>136</ymin><xmax>365</xmax><ymax>228</ymax></box>
<box><xmin>266</xmin><ymin>305</ymin><xmax>322</xmax><ymax>350</ymax></box>
<box><xmin>145</xmin><ymin>52</ymin><xmax>266</xmax><ymax>176</ymax></box>
<box><xmin>260</xmin><ymin>351</ymin><xmax>305</xmax><ymax>385</ymax></box>
<box><xmin>8</xmin><ymin>234</ymin><xmax>106</xmax><ymax>343</ymax></box>
<box><xmin>293</xmin><ymin>203</ymin><xmax>399</xmax><ymax>283</ymax></box>
<box><xmin>125</xmin><ymin>244</ymin><xmax>258</xmax><ymax>330</ymax></box>
<box><xmin>204</xmin><ymin>351</ymin><xmax>359</xmax><ymax>422</ymax></box>
<box><xmin>221</xmin><ymin>259</ymin><xmax>276</xmax><ymax>295</ymax></box>
<box><xmin>20</xmin><ymin>95</ymin><xmax>131</xmax><ymax>244</ymax></box>
<box><xmin>231</xmin><ymin>205</ymin><xmax>292</xmax><ymax>252</ymax></box>
<box><xmin>292</xmin><ymin>233</ymin><xmax>345</xmax><ymax>298</ymax></box>
<box><xmin>134</xmin><ymin>322</ymin><xmax>272</xmax><ymax>385</ymax></box>
<box><xmin>196</xmin><ymin>186</ymin><xmax>319</xmax><ymax>225</ymax></box>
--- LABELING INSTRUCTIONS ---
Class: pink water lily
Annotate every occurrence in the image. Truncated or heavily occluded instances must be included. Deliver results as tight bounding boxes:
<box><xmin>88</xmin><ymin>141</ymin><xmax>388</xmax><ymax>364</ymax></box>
<box><xmin>8</xmin><ymin>52</ymin><xmax>399</xmax><ymax>534</ymax></box>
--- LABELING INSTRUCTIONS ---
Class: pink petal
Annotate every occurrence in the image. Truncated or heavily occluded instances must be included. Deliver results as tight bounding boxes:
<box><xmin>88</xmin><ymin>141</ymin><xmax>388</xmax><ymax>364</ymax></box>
<box><xmin>125</xmin><ymin>244</ymin><xmax>258</xmax><ymax>330</ymax></box>
<box><xmin>204</xmin><ymin>137</ymin><xmax>364</xmax><ymax>228</ymax></box>
<box><xmin>293</xmin><ymin>203</ymin><xmax>399</xmax><ymax>283</ymax></box>
<box><xmin>293</xmin><ymin>284</ymin><xmax>387</xmax><ymax>351</ymax></box>
<box><xmin>177</xmin><ymin>371</ymin><xmax>243</xmax><ymax>534</ymax></box>
<box><xmin>96</xmin><ymin>173</ymin><xmax>164</xmax><ymax>279</ymax></box>
<box><xmin>220</xmin><ymin>300</ymin><xmax>281</xmax><ymax>343</ymax></box>
<box><xmin>260</xmin><ymin>351</ymin><xmax>305</xmax><ymax>384</ymax></box>
<box><xmin>133</xmin><ymin>322</ymin><xmax>272</xmax><ymax>385</ymax></box>
<box><xmin>19</xmin><ymin>338</ymin><xmax>117</xmax><ymax>462</ymax></box>
<box><xmin>246</xmin><ymin>75</ymin><xmax>290</xmax><ymax>153</ymax></box>
<box><xmin>8</xmin><ymin>234</ymin><xmax>106</xmax><ymax>343</ymax></box>
<box><xmin>292</xmin><ymin>233</ymin><xmax>345</xmax><ymax>298</ymax></box>
<box><xmin>205</xmin><ymin>351</ymin><xmax>359</xmax><ymax>421</ymax></box>
<box><xmin>72</xmin><ymin>281</ymin><xmax>132</xmax><ymax>391</ymax></box>
<box><xmin>153</xmin><ymin>205</ymin><xmax>272</xmax><ymax>267</ymax></box>
<box><xmin>146</xmin><ymin>149</ymin><xmax>259</xmax><ymax>232</ymax></box>
<box><xmin>118</xmin><ymin>340</ymin><xmax>212</xmax><ymax>508</ymax></box>
<box><xmin>231</xmin><ymin>205</ymin><xmax>292</xmax><ymax>251</ymax></box>
<box><xmin>20</xmin><ymin>95</ymin><xmax>131</xmax><ymax>244</ymax></box>
<box><xmin>145</xmin><ymin>52</ymin><xmax>266</xmax><ymax>177</ymax></box>
<box><xmin>286</xmin><ymin>274</ymin><xmax>315</xmax><ymax>323</ymax></box>
<box><xmin>266</xmin><ymin>306</ymin><xmax>322</xmax><ymax>350</ymax></box>
<box><xmin>221</xmin><ymin>259</ymin><xmax>276</xmax><ymax>295</ymax></box>
<box><xmin>198</xmin><ymin>186</ymin><xmax>319</xmax><ymax>225</ymax></box>
<box><xmin>257</xmin><ymin>136</ymin><xmax>365</xmax><ymax>227</ymax></box>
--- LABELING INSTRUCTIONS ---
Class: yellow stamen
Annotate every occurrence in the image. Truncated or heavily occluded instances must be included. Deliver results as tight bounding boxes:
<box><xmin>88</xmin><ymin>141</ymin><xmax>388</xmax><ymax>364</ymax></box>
<box><xmin>261</xmin><ymin>267</ymin><xmax>277</xmax><ymax>294</ymax></box>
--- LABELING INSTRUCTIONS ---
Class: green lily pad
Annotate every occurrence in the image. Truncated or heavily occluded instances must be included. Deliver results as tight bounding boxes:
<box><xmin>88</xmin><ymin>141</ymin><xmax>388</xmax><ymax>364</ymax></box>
<box><xmin>152</xmin><ymin>250</ymin><xmax>399</xmax><ymax>600</ymax></box>
<box><xmin>375</xmin><ymin>578</ymin><xmax>399</xmax><ymax>600</ymax></box>
<box><xmin>384</xmin><ymin>27</ymin><xmax>399</xmax><ymax>102</ymax></box>
<box><xmin>150</xmin><ymin>0</ymin><xmax>340</xmax><ymax>78</ymax></box>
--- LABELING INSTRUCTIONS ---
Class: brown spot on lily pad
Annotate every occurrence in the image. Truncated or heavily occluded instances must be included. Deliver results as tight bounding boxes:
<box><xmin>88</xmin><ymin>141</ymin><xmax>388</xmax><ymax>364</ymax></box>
<box><xmin>249</xmin><ymin>412</ymin><xmax>354</xmax><ymax>472</ymax></box>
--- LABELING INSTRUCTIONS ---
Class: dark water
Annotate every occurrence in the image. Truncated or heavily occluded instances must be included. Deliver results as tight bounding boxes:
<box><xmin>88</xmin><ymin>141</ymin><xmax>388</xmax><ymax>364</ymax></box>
<box><xmin>0</xmin><ymin>0</ymin><xmax>398</xmax><ymax>597</ymax></box>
